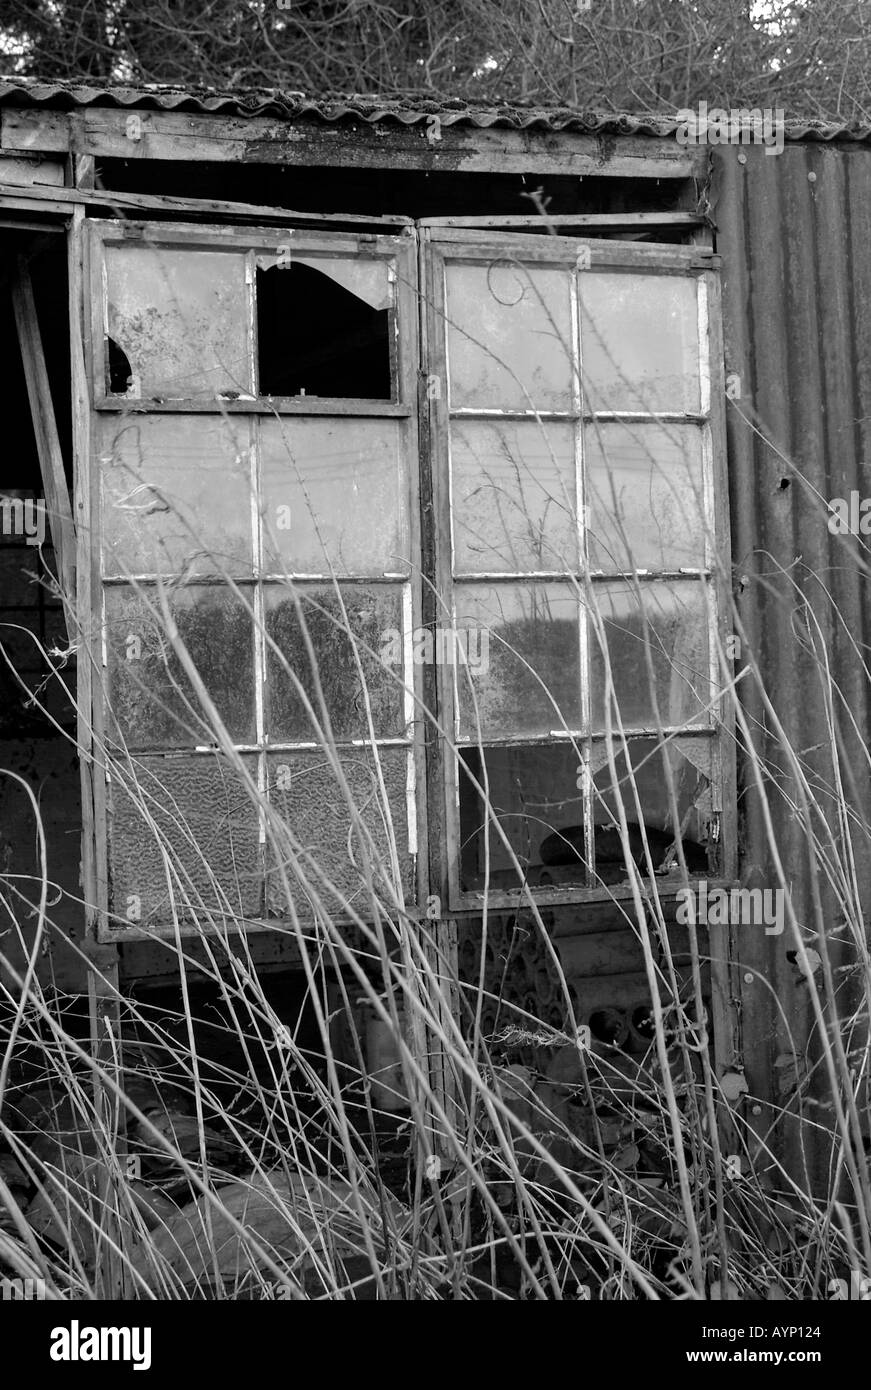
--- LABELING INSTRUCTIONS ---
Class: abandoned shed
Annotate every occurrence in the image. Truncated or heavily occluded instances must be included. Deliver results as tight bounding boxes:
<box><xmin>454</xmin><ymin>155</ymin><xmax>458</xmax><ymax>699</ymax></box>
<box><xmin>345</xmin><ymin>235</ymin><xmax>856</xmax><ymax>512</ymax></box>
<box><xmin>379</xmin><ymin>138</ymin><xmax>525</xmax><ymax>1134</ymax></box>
<box><xmin>0</xmin><ymin>79</ymin><xmax>869</xmax><ymax>1297</ymax></box>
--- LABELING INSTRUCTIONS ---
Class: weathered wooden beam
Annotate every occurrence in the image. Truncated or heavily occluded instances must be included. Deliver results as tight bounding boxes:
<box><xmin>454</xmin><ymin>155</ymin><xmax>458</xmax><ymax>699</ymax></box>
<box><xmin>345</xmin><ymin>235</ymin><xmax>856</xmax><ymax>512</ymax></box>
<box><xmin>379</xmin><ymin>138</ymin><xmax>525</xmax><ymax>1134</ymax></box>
<box><xmin>2</xmin><ymin>106</ymin><xmax>705</xmax><ymax>179</ymax></box>
<box><xmin>0</xmin><ymin>152</ymin><xmax>65</xmax><ymax>186</ymax></box>
<box><xmin>0</xmin><ymin>178</ymin><xmax>410</xmax><ymax>226</ymax></box>
<box><xmin>10</xmin><ymin>256</ymin><xmax>76</xmax><ymax>604</ymax></box>
<box><xmin>419</xmin><ymin>211</ymin><xmax>706</xmax><ymax>228</ymax></box>
<box><xmin>71</xmin><ymin>152</ymin><xmax>96</xmax><ymax>189</ymax></box>
<box><xmin>0</xmin><ymin>190</ymin><xmax>73</xmax><ymax>215</ymax></box>
<box><xmin>69</xmin><ymin>203</ymin><xmax>110</xmax><ymax>943</ymax></box>
<box><xmin>71</xmin><ymin>206</ymin><xmax>126</xmax><ymax>1300</ymax></box>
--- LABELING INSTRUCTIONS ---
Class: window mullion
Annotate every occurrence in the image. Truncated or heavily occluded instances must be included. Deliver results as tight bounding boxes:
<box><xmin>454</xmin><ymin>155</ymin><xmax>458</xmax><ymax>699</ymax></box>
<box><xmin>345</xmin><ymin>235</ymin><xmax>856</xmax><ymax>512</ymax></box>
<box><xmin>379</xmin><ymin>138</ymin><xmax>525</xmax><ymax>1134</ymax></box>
<box><xmin>251</xmin><ymin>417</ymin><xmax>267</xmax><ymax>868</ymax></box>
<box><xmin>574</xmin><ymin>259</ymin><xmax>596</xmax><ymax>888</ymax></box>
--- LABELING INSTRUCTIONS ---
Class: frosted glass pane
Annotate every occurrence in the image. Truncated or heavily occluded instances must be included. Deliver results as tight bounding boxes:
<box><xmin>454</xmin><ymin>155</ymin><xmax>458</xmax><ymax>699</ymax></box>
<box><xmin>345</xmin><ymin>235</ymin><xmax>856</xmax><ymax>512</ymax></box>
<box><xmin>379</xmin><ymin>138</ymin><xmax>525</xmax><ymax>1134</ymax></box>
<box><xmin>451</xmin><ymin>420</ymin><xmax>578</xmax><ymax>573</ymax></box>
<box><xmin>447</xmin><ymin>262</ymin><xmax>574</xmax><ymax>410</ymax></box>
<box><xmin>105</xmin><ymin>245</ymin><xmax>250</xmax><ymax>399</ymax></box>
<box><xmin>454</xmin><ymin>582</ymin><xmax>581</xmax><ymax>738</ymax></box>
<box><xmin>108</xmin><ymin>753</ymin><xmax>261</xmax><ymax>926</ymax></box>
<box><xmin>265</xmin><ymin>748</ymin><xmax>414</xmax><ymax>916</ymax></box>
<box><xmin>99</xmin><ymin>415</ymin><xmax>254</xmax><ymax>577</ymax></box>
<box><xmin>585</xmin><ymin>423</ymin><xmax>706</xmax><ymax>571</ymax></box>
<box><xmin>260</xmin><ymin>419</ymin><xmax>409</xmax><ymax>575</ymax></box>
<box><xmin>265</xmin><ymin>583</ymin><xmax>405</xmax><ymax>742</ymax></box>
<box><xmin>589</xmin><ymin>580</ymin><xmax>711</xmax><ymax>730</ymax></box>
<box><xmin>105</xmin><ymin>584</ymin><xmax>256</xmax><ymax>748</ymax></box>
<box><xmin>580</xmin><ymin>274</ymin><xmax>699</xmax><ymax>413</ymax></box>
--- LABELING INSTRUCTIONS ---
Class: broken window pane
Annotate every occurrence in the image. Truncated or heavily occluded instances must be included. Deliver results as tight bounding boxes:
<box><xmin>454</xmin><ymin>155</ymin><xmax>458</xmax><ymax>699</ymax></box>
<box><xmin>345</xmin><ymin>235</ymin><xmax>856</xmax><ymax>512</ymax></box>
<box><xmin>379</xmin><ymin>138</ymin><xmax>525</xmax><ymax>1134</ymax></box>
<box><xmin>590</xmin><ymin>737</ymin><xmax>712</xmax><ymax>884</ymax></box>
<box><xmin>108</xmin><ymin>752</ymin><xmax>262</xmax><ymax>927</ymax></box>
<box><xmin>446</xmin><ymin>261</ymin><xmax>574</xmax><ymax>411</ymax></box>
<box><xmin>260</xmin><ymin>418</ymin><xmax>409</xmax><ymax>576</ymax></box>
<box><xmin>264</xmin><ymin>747</ymin><xmax>414</xmax><ymax>917</ymax></box>
<box><xmin>580</xmin><ymin>273</ymin><xmax>700</xmax><ymax>414</ymax></box>
<box><xmin>585</xmin><ymin>422</ymin><xmax>706</xmax><ymax>572</ymax></box>
<box><xmin>256</xmin><ymin>261</ymin><xmax>392</xmax><ymax>399</ymax></box>
<box><xmin>458</xmin><ymin>744</ymin><xmax>584</xmax><ymax>891</ymax></box>
<box><xmin>99</xmin><ymin>415</ymin><xmax>255</xmax><ymax>578</ymax></box>
<box><xmin>264</xmin><ymin>583</ymin><xmax>405</xmax><ymax>742</ymax></box>
<box><xmin>269</xmin><ymin>254</ymin><xmax>393</xmax><ymax>311</ymax></box>
<box><xmin>105</xmin><ymin>584</ymin><xmax>256</xmax><ymax>749</ymax></box>
<box><xmin>589</xmin><ymin>580</ymin><xmax>711</xmax><ymax>731</ymax></box>
<box><xmin>451</xmin><ymin>420</ymin><xmax>578</xmax><ymax>574</ymax></box>
<box><xmin>105</xmin><ymin>245</ymin><xmax>251</xmax><ymax>399</ymax></box>
<box><xmin>454</xmin><ymin>582</ymin><xmax>581</xmax><ymax>739</ymax></box>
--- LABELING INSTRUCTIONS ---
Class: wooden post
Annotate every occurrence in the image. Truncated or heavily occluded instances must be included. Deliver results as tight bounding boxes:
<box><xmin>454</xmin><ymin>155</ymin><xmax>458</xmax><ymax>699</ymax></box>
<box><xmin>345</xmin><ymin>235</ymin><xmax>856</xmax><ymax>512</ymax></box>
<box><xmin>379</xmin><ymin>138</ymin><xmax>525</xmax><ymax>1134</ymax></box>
<box><xmin>68</xmin><ymin>206</ymin><xmax>127</xmax><ymax>1295</ymax></box>
<box><xmin>10</xmin><ymin>255</ymin><xmax>77</xmax><ymax>607</ymax></box>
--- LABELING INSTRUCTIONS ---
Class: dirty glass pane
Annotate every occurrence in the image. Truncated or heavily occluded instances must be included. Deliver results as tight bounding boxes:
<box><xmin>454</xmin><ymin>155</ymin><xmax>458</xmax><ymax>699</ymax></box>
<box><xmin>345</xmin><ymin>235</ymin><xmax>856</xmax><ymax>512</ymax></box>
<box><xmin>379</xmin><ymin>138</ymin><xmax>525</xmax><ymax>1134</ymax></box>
<box><xmin>104</xmin><ymin>584</ymin><xmax>256</xmax><ymax>748</ymax></box>
<box><xmin>256</xmin><ymin>262</ymin><xmax>392</xmax><ymax>399</ymax></box>
<box><xmin>446</xmin><ymin>261</ymin><xmax>574</xmax><ymax>410</ymax></box>
<box><xmin>105</xmin><ymin>245</ymin><xmax>251</xmax><ymax>399</ymax></box>
<box><xmin>585</xmin><ymin>423</ymin><xmax>706</xmax><ymax>572</ymax></box>
<box><xmin>108</xmin><ymin>752</ymin><xmax>262</xmax><ymax>926</ymax></box>
<box><xmin>453</xmin><ymin>582</ymin><xmax>581</xmax><ymax>738</ymax></box>
<box><xmin>589</xmin><ymin>580</ymin><xmax>711</xmax><ymax>731</ymax></box>
<box><xmin>458</xmin><ymin>744</ymin><xmax>584</xmax><ymax>891</ymax></box>
<box><xmin>590</xmin><ymin>737</ymin><xmax>712</xmax><ymax>884</ymax></box>
<box><xmin>260</xmin><ymin>419</ymin><xmax>409</xmax><ymax>575</ymax></box>
<box><xmin>580</xmin><ymin>273</ymin><xmax>700</xmax><ymax>414</ymax></box>
<box><xmin>99</xmin><ymin>415</ymin><xmax>254</xmax><ymax>577</ymax></box>
<box><xmin>265</xmin><ymin>583</ymin><xmax>405</xmax><ymax>742</ymax></box>
<box><xmin>451</xmin><ymin>420</ymin><xmax>578</xmax><ymax>574</ymax></box>
<box><xmin>264</xmin><ymin>747</ymin><xmax>414</xmax><ymax>916</ymax></box>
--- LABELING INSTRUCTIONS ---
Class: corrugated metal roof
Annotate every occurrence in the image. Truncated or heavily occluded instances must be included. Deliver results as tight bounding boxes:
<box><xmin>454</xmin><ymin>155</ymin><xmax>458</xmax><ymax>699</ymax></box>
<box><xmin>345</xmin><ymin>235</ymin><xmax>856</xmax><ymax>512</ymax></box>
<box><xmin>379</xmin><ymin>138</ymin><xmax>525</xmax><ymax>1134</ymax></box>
<box><xmin>1</xmin><ymin>76</ymin><xmax>870</xmax><ymax>144</ymax></box>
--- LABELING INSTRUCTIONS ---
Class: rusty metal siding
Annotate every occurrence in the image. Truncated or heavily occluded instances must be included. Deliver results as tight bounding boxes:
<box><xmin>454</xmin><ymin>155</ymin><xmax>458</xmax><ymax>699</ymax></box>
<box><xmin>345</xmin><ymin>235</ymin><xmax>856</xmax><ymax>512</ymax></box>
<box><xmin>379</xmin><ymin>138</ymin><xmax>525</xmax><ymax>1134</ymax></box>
<box><xmin>715</xmin><ymin>141</ymin><xmax>871</xmax><ymax>1170</ymax></box>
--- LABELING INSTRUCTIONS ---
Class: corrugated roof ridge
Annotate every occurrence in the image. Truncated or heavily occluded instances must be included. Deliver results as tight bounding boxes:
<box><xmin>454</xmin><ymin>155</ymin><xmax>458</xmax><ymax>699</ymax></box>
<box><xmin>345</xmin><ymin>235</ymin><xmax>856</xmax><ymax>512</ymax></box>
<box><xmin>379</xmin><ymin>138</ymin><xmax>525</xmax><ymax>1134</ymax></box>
<box><xmin>0</xmin><ymin>77</ymin><xmax>868</xmax><ymax>143</ymax></box>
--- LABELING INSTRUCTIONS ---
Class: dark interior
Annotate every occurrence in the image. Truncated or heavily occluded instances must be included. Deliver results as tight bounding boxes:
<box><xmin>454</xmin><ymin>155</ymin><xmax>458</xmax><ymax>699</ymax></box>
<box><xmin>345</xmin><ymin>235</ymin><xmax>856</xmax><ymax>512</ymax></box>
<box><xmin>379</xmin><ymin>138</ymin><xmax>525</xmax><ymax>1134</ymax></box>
<box><xmin>256</xmin><ymin>261</ymin><xmax>392</xmax><ymax>399</ymax></box>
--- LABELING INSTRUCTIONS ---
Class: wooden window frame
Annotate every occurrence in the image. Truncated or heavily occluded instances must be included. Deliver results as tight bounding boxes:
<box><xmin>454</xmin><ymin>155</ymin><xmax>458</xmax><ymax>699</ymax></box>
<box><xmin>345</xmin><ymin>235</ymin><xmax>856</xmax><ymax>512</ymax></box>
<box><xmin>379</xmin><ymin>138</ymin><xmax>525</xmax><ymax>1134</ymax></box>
<box><xmin>420</xmin><ymin>226</ymin><xmax>737</xmax><ymax>913</ymax></box>
<box><xmin>76</xmin><ymin>214</ymin><xmax>737</xmax><ymax>937</ymax></box>
<box><xmin>82</xmin><ymin>219</ymin><xmax>427</xmax><ymax>940</ymax></box>
<box><xmin>88</xmin><ymin>220</ymin><xmax>413</xmax><ymax>416</ymax></box>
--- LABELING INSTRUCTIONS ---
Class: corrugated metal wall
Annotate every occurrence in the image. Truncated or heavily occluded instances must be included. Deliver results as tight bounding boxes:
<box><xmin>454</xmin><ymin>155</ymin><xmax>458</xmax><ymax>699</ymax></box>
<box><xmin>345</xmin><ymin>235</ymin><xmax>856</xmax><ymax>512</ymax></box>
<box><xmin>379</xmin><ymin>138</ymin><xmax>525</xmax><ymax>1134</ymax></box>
<box><xmin>714</xmin><ymin>140</ymin><xmax>871</xmax><ymax>1179</ymax></box>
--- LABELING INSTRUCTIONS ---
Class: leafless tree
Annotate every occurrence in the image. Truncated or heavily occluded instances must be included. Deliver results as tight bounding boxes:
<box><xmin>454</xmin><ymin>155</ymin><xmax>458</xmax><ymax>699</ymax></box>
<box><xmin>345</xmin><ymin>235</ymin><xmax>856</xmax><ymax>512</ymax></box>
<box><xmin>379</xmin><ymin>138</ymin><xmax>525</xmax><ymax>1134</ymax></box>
<box><xmin>0</xmin><ymin>0</ymin><xmax>868</xmax><ymax>123</ymax></box>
